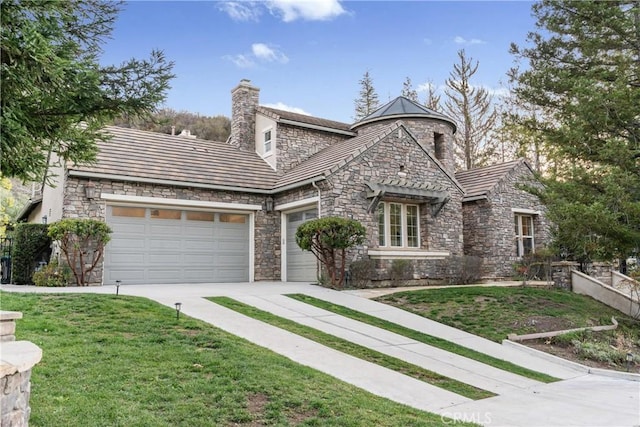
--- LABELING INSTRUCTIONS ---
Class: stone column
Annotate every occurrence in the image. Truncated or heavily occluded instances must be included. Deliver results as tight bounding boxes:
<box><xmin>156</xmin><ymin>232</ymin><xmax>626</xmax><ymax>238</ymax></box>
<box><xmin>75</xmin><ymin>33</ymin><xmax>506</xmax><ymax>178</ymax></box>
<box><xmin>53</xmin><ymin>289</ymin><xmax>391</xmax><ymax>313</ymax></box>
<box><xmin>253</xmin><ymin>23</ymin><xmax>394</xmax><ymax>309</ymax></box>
<box><xmin>1</xmin><ymin>311</ymin><xmax>42</xmax><ymax>427</ymax></box>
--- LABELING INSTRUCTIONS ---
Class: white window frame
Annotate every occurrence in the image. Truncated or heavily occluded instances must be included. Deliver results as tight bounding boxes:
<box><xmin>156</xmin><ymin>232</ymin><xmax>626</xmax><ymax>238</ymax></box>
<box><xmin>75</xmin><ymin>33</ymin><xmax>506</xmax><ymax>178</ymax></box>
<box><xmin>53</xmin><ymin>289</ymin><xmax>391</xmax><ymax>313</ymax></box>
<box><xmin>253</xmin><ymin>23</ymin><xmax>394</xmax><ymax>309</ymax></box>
<box><xmin>263</xmin><ymin>128</ymin><xmax>273</xmax><ymax>155</ymax></box>
<box><xmin>377</xmin><ymin>202</ymin><xmax>420</xmax><ymax>249</ymax></box>
<box><xmin>515</xmin><ymin>214</ymin><xmax>534</xmax><ymax>257</ymax></box>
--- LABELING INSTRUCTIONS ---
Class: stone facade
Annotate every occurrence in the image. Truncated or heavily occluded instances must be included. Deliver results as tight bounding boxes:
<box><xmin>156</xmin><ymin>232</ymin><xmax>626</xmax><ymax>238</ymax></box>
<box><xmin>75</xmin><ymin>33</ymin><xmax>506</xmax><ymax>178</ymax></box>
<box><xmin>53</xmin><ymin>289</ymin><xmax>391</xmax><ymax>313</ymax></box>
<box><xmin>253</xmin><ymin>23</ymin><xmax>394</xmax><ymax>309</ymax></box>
<box><xmin>462</xmin><ymin>162</ymin><xmax>550</xmax><ymax>278</ymax></box>
<box><xmin>319</xmin><ymin>127</ymin><xmax>464</xmax><ymax>280</ymax></box>
<box><xmin>1</xmin><ymin>312</ymin><xmax>42</xmax><ymax>427</ymax></box>
<box><xmin>38</xmin><ymin>80</ymin><xmax>553</xmax><ymax>285</ymax></box>
<box><xmin>62</xmin><ymin>176</ymin><xmax>282</xmax><ymax>282</ymax></box>
<box><xmin>275</xmin><ymin>124</ymin><xmax>350</xmax><ymax>174</ymax></box>
<box><xmin>353</xmin><ymin>117</ymin><xmax>456</xmax><ymax>174</ymax></box>
<box><xmin>229</xmin><ymin>79</ymin><xmax>260</xmax><ymax>152</ymax></box>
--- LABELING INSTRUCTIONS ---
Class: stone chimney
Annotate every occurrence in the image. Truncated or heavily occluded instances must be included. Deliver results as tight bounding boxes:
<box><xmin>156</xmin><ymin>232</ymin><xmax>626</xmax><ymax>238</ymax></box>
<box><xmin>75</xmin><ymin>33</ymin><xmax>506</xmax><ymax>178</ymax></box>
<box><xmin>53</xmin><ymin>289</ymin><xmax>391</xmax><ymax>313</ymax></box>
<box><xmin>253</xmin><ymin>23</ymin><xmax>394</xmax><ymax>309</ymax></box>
<box><xmin>229</xmin><ymin>79</ymin><xmax>260</xmax><ymax>151</ymax></box>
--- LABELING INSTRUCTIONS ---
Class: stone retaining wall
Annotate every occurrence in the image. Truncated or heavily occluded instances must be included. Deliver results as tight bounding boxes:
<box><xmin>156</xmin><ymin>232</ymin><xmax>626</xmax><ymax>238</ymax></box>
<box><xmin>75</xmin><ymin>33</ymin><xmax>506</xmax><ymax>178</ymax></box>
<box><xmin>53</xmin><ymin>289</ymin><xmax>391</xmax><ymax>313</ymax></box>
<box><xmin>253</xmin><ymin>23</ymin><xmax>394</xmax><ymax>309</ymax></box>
<box><xmin>1</xmin><ymin>311</ymin><xmax>42</xmax><ymax>427</ymax></box>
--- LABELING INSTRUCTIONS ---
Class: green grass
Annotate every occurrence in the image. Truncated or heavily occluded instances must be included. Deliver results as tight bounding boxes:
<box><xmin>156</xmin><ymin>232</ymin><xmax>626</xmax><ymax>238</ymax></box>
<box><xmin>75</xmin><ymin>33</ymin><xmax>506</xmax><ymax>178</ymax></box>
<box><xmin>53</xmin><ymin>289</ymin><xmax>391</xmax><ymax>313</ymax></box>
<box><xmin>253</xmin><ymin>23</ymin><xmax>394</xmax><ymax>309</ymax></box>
<box><xmin>209</xmin><ymin>296</ymin><xmax>494</xmax><ymax>400</ymax></box>
<box><xmin>286</xmin><ymin>293</ymin><xmax>558</xmax><ymax>383</ymax></box>
<box><xmin>374</xmin><ymin>286</ymin><xmax>633</xmax><ymax>342</ymax></box>
<box><xmin>2</xmin><ymin>291</ymin><xmax>479</xmax><ymax>427</ymax></box>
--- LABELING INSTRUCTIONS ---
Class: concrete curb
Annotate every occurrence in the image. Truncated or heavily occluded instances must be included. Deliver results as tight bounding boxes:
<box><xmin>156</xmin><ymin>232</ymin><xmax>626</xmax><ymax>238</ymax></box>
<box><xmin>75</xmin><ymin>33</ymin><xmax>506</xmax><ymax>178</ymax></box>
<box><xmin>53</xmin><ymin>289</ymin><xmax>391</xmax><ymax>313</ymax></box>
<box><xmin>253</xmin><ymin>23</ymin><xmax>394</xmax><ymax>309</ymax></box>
<box><xmin>502</xmin><ymin>339</ymin><xmax>640</xmax><ymax>382</ymax></box>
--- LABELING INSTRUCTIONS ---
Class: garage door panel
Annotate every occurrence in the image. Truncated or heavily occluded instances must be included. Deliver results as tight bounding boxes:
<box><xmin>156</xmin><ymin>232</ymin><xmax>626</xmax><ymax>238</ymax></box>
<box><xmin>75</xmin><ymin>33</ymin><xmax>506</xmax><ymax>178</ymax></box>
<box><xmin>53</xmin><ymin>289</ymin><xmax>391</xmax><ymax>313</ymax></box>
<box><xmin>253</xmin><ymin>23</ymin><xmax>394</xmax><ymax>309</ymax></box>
<box><xmin>106</xmin><ymin>206</ymin><xmax>250</xmax><ymax>284</ymax></box>
<box><xmin>287</xmin><ymin>209</ymin><xmax>318</xmax><ymax>282</ymax></box>
<box><xmin>110</xmin><ymin>253</ymin><xmax>145</xmax><ymax>264</ymax></box>
<box><xmin>183</xmin><ymin>226</ymin><xmax>215</xmax><ymax>237</ymax></box>
<box><xmin>147</xmin><ymin>269</ymin><xmax>183</xmax><ymax>280</ymax></box>
<box><xmin>184</xmin><ymin>240</ymin><xmax>215</xmax><ymax>250</ymax></box>
<box><xmin>110</xmin><ymin>238</ymin><xmax>146</xmax><ymax>250</ymax></box>
<box><xmin>110</xmin><ymin>223</ymin><xmax>146</xmax><ymax>234</ymax></box>
<box><xmin>106</xmin><ymin>268</ymin><xmax>146</xmax><ymax>281</ymax></box>
<box><xmin>150</xmin><ymin>224</ymin><xmax>182</xmax><ymax>235</ymax></box>
<box><xmin>184</xmin><ymin>254</ymin><xmax>215</xmax><ymax>264</ymax></box>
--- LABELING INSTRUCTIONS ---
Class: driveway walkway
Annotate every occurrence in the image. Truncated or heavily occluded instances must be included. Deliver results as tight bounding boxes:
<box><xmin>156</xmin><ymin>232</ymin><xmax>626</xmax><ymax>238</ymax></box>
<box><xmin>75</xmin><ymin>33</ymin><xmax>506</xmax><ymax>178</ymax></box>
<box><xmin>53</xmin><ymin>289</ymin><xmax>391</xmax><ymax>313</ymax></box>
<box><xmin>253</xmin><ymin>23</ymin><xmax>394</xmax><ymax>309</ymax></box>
<box><xmin>3</xmin><ymin>282</ymin><xmax>639</xmax><ymax>427</ymax></box>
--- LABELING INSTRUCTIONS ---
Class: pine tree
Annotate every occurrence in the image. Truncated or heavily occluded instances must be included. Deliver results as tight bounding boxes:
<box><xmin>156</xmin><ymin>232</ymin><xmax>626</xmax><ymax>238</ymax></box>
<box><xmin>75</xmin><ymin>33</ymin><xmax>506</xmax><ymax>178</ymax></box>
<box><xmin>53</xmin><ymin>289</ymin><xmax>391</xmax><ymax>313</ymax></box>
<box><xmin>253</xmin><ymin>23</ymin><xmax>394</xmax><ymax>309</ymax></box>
<box><xmin>353</xmin><ymin>71</ymin><xmax>380</xmax><ymax>120</ymax></box>
<box><xmin>1</xmin><ymin>0</ymin><xmax>174</xmax><ymax>182</ymax></box>
<box><xmin>510</xmin><ymin>0</ymin><xmax>640</xmax><ymax>266</ymax></box>
<box><xmin>444</xmin><ymin>49</ymin><xmax>498</xmax><ymax>170</ymax></box>
<box><xmin>401</xmin><ymin>77</ymin><xmax>418</xmax><ymax>102</ymax></box>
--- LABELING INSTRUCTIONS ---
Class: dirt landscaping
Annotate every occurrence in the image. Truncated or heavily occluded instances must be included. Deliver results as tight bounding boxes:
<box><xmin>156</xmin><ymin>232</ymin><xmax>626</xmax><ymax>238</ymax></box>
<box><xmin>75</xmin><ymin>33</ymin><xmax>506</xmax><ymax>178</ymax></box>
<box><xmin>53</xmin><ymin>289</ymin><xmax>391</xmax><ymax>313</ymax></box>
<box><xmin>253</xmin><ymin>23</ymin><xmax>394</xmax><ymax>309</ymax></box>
<box><xmin>375</xmin><ymin>285</ymin><xmax>640</xmax><ymax>374</ymax></box>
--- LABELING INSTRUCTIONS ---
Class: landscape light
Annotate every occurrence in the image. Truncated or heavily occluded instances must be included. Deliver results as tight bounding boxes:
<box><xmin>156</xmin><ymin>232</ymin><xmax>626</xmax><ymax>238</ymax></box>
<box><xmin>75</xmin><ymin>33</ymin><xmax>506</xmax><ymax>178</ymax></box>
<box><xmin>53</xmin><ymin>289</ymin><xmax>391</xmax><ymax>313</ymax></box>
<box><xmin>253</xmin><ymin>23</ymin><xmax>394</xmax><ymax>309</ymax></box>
<box><xmin>175</xmin><ymin>302</ymin><xmax>182</xmax><ymax>320</ymax></box>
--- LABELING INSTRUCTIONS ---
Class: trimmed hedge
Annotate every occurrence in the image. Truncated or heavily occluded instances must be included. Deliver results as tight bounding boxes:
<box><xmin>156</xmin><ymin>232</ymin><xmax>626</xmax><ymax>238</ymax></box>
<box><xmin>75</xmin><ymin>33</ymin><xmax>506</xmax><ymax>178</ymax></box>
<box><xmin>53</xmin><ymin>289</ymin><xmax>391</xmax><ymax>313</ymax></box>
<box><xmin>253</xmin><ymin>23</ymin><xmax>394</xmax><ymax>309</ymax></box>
<box><xmin>11</xmin><ymin>223</ymin><xmax>51</xmax><ymax>285</ymax></box>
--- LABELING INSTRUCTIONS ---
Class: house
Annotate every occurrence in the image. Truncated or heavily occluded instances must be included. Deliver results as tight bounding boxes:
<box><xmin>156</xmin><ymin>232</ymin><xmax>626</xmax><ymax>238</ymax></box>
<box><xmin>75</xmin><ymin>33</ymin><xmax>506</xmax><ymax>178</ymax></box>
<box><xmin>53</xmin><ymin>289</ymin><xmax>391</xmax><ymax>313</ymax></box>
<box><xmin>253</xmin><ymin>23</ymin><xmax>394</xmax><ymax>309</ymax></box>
<box><xmin>19</xmin><ymin>79</ymin><xmax>549</xmax><ymax>285</ymax></box>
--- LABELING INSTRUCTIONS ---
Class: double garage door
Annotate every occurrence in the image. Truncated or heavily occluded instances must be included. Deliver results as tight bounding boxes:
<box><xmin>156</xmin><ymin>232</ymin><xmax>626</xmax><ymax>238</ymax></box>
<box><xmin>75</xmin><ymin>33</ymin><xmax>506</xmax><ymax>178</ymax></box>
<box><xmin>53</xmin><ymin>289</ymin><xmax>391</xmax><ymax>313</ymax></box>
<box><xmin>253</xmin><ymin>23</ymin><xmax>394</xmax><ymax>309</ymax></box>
<box><xmin>105</xmin><ymin>206</ymin><xmax>250</xmax><ymax>284</ymax></box>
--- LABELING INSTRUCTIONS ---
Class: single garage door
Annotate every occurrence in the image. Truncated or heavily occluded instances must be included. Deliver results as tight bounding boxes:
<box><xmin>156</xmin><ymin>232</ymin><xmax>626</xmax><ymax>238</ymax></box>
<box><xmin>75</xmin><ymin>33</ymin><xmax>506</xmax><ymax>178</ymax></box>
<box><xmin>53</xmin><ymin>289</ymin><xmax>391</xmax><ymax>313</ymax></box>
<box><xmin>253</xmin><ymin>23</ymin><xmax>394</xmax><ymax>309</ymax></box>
<box><xmin>105</xmin><ymin>206</ymin><xmax>250</xmax><ymax>284</ymax></box>
<box><xmin>286</xmin><ymin>208</ymin><xmax>318</xmax><ymax>282</ymax></box>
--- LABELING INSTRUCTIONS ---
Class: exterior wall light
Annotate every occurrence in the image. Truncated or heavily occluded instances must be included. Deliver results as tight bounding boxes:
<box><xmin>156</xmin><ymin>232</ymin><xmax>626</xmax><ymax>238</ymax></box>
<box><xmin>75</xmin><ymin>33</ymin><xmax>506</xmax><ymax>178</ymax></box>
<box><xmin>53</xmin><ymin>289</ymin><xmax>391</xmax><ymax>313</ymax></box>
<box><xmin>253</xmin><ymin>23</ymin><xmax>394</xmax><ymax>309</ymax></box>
<box><xmin>85</xmin><ymin>181</ymin><xmax>96</xmax><ymax>200</ymax></box>
<box><xmin>175</xmin><ymin>302</ymin><xmax>182</xmax><ymax>320</ymax></box>
<box><xmin>263</xmin><ymin>197</ymin><xmax>274</xmax><ymax>213</ymax></box>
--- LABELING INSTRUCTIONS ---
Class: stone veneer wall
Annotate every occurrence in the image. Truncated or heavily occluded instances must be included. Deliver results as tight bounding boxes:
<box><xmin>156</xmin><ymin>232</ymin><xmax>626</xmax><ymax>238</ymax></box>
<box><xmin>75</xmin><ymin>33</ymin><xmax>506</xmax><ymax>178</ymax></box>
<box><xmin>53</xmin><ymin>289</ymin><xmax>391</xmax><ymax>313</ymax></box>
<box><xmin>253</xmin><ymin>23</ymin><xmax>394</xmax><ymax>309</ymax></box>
<box><xmin>1</xmin><ymin>311</ymin><xmax>42</xmax><ymax>427</ymax></box>
<box><xmin>275</xmin><ymin>124</ymin><xmax>350</xmax><ymax>175</ymax></box>
<box><xmin>318</xmin><ymin>126</ymin><xmax>464</xmax><ymax>280</ymax></box>
<box><xmin>63</xmin><ymin>176</ymin><xmax>281</xmax><ymax>282</ymax></box>
<box><xmin>229</xmin><ymin>79</ymin><xmax>260</xmax><ymax>152</ymax></box>
<box><xmin>462</xmin><ymin>163</ymin><xmax>550</xmax><ymax>278</ymax></box>
<box><xmin>353</xmin><ymin>118</ymin><xmax>456</xmax><ymax>174</ymax></box>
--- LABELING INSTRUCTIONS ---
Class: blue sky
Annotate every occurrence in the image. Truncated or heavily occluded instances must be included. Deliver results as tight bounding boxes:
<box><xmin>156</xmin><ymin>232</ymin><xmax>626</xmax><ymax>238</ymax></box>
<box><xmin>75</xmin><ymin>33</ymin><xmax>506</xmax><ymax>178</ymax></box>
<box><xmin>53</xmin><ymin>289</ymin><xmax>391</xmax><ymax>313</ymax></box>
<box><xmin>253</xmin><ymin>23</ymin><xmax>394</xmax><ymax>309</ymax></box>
<box><xmin>101</xmin><ymin>1</ymin><xmax>536</xmax><ymax>123</ymax></box>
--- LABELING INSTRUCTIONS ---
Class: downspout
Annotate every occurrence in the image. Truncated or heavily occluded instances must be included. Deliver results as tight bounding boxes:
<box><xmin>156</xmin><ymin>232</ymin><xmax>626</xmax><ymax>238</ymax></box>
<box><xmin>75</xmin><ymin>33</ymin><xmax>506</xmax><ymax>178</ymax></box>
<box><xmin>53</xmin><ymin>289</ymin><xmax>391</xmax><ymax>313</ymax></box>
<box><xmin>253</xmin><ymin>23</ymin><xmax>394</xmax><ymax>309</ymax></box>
<box><xmin>311</xmin><ymin>181</ymin><xmax>322</xmax><ymax>218</ymax></box>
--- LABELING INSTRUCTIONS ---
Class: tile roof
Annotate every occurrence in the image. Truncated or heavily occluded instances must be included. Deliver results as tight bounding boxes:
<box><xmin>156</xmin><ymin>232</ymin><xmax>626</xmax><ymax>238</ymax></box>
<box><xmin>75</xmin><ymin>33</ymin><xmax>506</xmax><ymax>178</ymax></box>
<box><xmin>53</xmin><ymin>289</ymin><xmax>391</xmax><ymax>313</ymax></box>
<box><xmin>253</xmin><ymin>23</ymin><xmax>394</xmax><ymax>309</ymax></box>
<box><xmin>274</xmin><ymin>122</ymin><xmax>402</xmax><ymax>189</ymax></box>
<box><xmin>69</xmin><ymin>126</ymin><xmax>278</xmax><ymax>191</ymax></box>
<box><xmin>257</xmin><ymin>106</ymin><xmax>353</xmax><ymax>133</ymax></box>
<box><xmin>455</xmin><ymin>159</ymin><xmax>528</xmax><ymax>200</ymax></box>
<box><xmin>352</xmin><ymin>96</ymin><xmax>457</xmax><ymax>131</ymax></box>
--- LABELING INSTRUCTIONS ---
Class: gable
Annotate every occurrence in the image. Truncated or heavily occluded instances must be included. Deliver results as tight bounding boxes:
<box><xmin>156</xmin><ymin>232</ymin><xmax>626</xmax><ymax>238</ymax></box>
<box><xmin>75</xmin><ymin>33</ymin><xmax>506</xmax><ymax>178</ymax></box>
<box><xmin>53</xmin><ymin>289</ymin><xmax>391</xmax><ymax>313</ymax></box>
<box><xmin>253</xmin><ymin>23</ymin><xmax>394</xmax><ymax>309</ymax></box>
<box><xmin>455</xmin><ymin>159</ymin><xmax>534</xmax><ymax>201</ymax></box>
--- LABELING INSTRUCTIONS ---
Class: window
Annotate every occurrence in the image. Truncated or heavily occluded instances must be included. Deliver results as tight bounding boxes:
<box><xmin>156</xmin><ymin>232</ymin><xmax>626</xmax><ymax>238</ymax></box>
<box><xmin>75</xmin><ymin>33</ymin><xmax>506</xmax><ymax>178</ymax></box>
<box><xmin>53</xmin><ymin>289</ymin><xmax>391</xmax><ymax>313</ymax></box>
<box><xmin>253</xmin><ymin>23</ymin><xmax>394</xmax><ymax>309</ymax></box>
<box><xmin>219</xmin><ymin>213</ymin><xmax>246</xmax><ymax>224</ymax></box>
<box><xmin>186</xmin><ymin>211</ymin><xmax>215</xmax><ymax>222</ymax></box>
<box><xmin>112</xmin><ymin>206</ymin><xmax>145</xmax><ymax>217</ymax></box>
<box><xmin>263</xmin><ymin>129</ymin><xmax>272</xmax><ymax>154</ymax></box>
<box><xmin>376</xmin><ymin>202</ymin><xmax>420</xmax><ymax>248</ymax></box>
<box><xmin>515</xmin><ymin>214</ymin><xmax>534</xmax><ymax>256</ymax></box>
<box><xmin>150</xmin><ymin>209</ymin><xmax>181</xmax><ymax>220</ymax></box>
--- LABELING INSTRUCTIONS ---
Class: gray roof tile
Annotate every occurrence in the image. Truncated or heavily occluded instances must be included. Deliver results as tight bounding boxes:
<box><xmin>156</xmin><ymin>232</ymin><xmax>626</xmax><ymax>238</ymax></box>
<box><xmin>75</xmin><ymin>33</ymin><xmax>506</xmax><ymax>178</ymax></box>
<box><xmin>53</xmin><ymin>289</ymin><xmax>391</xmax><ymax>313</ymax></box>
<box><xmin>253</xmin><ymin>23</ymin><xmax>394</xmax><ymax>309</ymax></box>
<box><xmin>455</xmin><ymin>159</ymin><xmax>527</xmax><ymax>199</ymax></box>
<box><xmin>257</xmin><ymin>106</ymin><xmax>353</xmax><ymax>132</ymax></box>
<box><xmin>69</xmin><ymin>126</ymin><xmax>278</xmax><ymax>190</ymax></box>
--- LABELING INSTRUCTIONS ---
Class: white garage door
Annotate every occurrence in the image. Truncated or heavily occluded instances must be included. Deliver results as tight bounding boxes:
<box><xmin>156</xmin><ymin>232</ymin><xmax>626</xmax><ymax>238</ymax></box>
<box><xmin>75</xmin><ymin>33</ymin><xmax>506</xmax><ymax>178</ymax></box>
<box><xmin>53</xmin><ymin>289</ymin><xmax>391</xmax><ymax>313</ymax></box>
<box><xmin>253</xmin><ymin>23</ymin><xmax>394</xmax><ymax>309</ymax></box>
<box><xmin>105</xmin><ymin>206</ymin><xmax>250</xmax><ymax>284</ymax></box>
<box><xmin>286</xmin><ymin>208</ymin><xmax>318</xmax><ymax>282</ymax></box>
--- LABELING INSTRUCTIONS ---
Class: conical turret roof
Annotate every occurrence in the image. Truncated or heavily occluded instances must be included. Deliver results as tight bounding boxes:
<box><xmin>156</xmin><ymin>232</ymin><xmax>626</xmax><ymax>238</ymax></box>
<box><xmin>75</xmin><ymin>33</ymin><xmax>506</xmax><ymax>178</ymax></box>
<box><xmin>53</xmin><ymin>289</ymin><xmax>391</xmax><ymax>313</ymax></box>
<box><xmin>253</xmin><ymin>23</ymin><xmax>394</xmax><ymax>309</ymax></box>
<box><xmin>352</xmin><ymin>96</ymin><xmax>457</xmax><ymax>132</ymax></box>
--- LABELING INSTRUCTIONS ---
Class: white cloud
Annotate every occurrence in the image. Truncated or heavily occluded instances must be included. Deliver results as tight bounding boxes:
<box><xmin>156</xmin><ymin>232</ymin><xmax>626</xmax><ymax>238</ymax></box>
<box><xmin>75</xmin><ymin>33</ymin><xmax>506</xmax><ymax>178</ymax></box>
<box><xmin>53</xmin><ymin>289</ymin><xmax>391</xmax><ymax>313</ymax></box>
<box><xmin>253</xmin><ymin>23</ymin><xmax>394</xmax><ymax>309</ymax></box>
<box><xmin>263</xmin><ymin>102</ymin><xmax>310</xmax><ymax>115</ymax></box>
<box><xmin>224</xmin><ymin>43</ymin><xmax>288</xmax><ymax>68</ymax></box>
<box><xmin>267</xmin><ymin>0</ymin><xmax>346</xmax><ymax>22</ymax></box>
<box><xmin>252</xmin><ymin>43</ymin><xmax>289</xmax><ymax>63</ymax></box>
<box><xmin>223</xmin><ymin>54</ymin><xmax>255</xmax><ymax>68</ymax></box>
<box><xmin>217</xmin><ymin>2</ymin><xmax>262</xmax><ymax>21</ymax></box>
<box><xmin>454</xmin><ymin>36</ymin><xmax>486</xmax><ymax>45</ymax></box>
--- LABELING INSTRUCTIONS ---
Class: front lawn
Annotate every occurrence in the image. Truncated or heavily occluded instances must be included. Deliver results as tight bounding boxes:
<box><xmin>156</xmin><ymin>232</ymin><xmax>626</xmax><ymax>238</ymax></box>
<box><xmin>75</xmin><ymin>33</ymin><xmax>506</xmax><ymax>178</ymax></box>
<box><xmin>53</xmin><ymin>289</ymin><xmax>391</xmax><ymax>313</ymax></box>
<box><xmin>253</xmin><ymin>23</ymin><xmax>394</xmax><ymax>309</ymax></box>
<box><xmin>375</xmin><ymin>286</ymin><xmax>640</xmax><ymax>372</ymax></box>
<box><xmin>2</xmin><ymin>292</ymin><xmax>476</xmax><ymax>426</ymax></box>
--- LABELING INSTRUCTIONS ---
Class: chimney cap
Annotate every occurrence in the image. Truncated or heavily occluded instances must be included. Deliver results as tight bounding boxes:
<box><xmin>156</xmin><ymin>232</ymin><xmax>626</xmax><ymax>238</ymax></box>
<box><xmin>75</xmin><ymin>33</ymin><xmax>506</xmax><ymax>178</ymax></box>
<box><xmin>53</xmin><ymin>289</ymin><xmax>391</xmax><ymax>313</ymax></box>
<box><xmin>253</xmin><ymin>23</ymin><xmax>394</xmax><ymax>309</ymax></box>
<box><xmin>232</xmin><ymin>79</ymin><xmax>260</xmax><ymax>93</ymax></box>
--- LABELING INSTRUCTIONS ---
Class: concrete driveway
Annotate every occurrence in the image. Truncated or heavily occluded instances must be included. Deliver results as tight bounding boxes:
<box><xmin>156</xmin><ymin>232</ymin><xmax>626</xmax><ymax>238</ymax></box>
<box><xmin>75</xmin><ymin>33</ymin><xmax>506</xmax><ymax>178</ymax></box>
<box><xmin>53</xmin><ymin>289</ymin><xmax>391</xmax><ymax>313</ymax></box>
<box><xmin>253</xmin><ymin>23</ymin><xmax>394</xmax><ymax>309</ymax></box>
<box><xmin>3</xmin><ymin>282</ymin><xmax>639</xmax><ymax>427</ymax></box>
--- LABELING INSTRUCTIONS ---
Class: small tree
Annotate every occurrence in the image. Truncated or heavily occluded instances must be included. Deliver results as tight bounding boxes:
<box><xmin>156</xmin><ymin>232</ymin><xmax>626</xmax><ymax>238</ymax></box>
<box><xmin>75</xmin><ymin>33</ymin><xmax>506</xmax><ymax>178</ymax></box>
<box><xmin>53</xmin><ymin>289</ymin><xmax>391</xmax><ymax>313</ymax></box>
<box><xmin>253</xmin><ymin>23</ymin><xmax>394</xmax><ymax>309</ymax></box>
<box><xmin>48</xmin><ymin>219</ymin><xmax>111</xmax><ymax>286</ymax></box>
<box><xmin>295</xmin><ymin>217</ymin><xmax>366</xmax><ymax>288</ymax></box>
<box><xmin>353</xmin><ymin>71</ymin><xmax>380</xmax><ymax>120</ymax></box>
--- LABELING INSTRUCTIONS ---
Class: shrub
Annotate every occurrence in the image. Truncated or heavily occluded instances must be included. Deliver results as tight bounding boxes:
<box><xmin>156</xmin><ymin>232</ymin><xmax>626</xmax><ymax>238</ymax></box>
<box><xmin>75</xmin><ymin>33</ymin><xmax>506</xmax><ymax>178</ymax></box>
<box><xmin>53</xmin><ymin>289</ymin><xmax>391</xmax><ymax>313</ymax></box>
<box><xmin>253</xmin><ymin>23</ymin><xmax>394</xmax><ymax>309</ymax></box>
<box><xmin>11</xmin><ymin>223</ymin><xmax>51</xmax><ymax>285</ymax></box>
<box><xmin>32</xmin><ymin>259</ymin><xmax>72</xmax><ymax>287</ymax></box>
<box><xmin>348</xmin><ymin>258</ymin><xmax>376</xmax><ymax>288</ymax></box>
<box><xmin>48</xmin><ymin>219</ymin><xmax>111</xmax><ymax>286</ymax></box>
<box><xmin>296</xmin><ymin>217</ymin><xmax>366</xmax><ymax>289</ymax></box>
<box><xmin>441</xmin><ymin>255</ymin><xmax>483</xmax><ymax>285</ymax></box>
<box><xmin>389</xmin><ymin>259</ymin><xmax>413</xmax><ymax>287</ymax></box>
